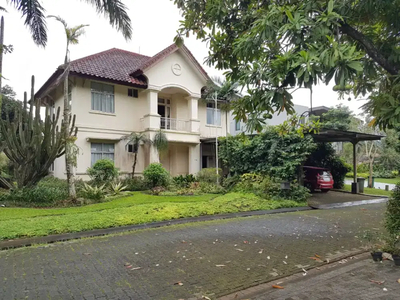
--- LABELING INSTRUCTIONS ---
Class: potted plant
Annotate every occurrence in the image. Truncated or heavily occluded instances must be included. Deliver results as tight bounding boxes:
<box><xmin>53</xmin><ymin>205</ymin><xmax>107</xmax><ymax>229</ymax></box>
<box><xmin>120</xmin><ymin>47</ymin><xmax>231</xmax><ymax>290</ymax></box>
<box><xmin>383</xmin><ymin>234</ymin><xmax>400</xmax><ymax>266</ymax></box>
<box><xmin>362</xmin><ymin>230</ymin><xmax>383</xmax><ymax>261</ymax></box>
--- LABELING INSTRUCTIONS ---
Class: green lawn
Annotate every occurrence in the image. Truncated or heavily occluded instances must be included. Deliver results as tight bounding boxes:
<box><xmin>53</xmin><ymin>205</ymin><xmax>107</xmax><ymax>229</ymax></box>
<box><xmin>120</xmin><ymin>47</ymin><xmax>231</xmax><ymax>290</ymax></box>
<box><xmin>342</xmin><ymin>184</ymin><xmax>392</xmax><ymax>197</ymax></box>
<box><xmin>0</xmin><ymin>192</ymin><xmax>304</xmax><ymax>241</ymax></box>
<box><xmin>346</xmin><ymin>177</ymin><xmax>400</xmax><ymax>185</ymax></box>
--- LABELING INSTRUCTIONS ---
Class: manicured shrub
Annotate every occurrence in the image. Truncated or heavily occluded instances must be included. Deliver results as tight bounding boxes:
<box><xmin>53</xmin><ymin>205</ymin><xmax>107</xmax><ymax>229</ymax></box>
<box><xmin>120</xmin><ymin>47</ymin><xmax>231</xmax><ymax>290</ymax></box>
<box><xmin>143</xmin><ymin>163</ymin><xmax>170</xmax><ymax>188</ymax></box>
<box><xmin>198</xmin><ymin>182</ymin><xmax>225</xmax><ymax>194</ymax></box>
<box><xmin>197</xmin><ymin>168</ymin><xmax>222</xmax><ymax>184</ymax></box>
<box><xmin>87</xmin><ymin>159</ymin><xmax>119</xmax><ymax>184</ymax></box>
<box><xmin>173</xmin><ymin>174</ymin><xmax>196</xmax><ymax>188</ymax></box>
<box><xmin>232</xmin><ymin>173</ymin><xmax>309</xmax><ymax>202</ymax></box>
<box><xmin>122</xmin><ymin>177</ymin><xmax>146</xmax><ymax>191</ymax></box>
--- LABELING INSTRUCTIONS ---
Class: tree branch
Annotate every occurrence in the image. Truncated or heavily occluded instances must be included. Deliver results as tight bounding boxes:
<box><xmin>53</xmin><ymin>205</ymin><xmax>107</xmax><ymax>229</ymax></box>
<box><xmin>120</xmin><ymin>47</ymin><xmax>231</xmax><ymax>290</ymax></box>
<box><xmin>340</xmin><ymin>23</ymin><xmax>399</xmax><ymax>76</ymax></box>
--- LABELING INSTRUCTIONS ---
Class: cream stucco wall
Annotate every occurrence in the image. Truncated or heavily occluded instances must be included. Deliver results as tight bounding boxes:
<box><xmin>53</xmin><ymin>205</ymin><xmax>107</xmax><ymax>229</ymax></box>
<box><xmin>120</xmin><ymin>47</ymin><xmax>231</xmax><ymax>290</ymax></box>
<box><xmin>48</xmin><ymin>47</ymin><xmax>229</xmax><ymax>179</ymax></box>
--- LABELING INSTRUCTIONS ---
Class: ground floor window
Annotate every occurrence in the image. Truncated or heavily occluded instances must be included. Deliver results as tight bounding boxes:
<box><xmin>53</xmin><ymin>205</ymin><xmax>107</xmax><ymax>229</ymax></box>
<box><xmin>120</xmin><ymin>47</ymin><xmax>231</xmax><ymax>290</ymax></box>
<box><xmin>91</xmin><ymin>143</ymin><xmax>115</xmax><ymax>165</ymax></box>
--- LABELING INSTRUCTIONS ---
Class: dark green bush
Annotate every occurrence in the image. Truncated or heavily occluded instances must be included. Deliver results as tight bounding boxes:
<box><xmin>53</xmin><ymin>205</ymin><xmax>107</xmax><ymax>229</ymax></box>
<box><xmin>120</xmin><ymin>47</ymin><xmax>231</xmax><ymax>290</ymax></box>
<box><xmin>173</xmin><ymin>174</ymin><xmax>196</xmax><ymax>188</ymax></box>
<box><xmin>222</xmin><ymin>175</ymin><xmax>241</xmax><ymax>191</ymax></box>
<box><xmin>122</xmin><ymin>177</ymin><xmax>146</xmax><ymax>191</ymax></box>
<box><xmin>197</xmin><ymin>168</ymin><xmax>222</xmax><ymax>184</ymax></box>
<box><xmin>386</xmin><ymin>183</ymin><xmax>400</xmax><ymax>235</ymax></box>
<box><xmin>143</xmin><ymin>163</ymin><xmax>170</xmax><ymax>188</ymax></box>
<box><xmin>233</xmin><ymin>173</ymin><xmax>309</xmax><ymax>202</ymax></box>
<box><xmin>374</xmin><ymin>170</ymin><xmax>396</xmax><ymax>178</ymax></box>
<box><xmin>0</xmin><ymin>185</ymin><xmax>69</xmax><ymax>206</ymax></box>
<box><xmin>87</xmin><ymin>159</ymin><xmax>119</xmax><ymax>184</ymax></box>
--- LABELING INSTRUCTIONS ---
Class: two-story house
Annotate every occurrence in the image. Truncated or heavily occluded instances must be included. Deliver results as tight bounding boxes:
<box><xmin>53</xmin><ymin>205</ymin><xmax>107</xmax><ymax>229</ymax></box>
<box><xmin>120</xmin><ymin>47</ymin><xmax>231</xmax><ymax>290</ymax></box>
<box><xmin>36</xmin><ymin>44</ymin><xmax>229</xmax><ymax>180</ymax></box>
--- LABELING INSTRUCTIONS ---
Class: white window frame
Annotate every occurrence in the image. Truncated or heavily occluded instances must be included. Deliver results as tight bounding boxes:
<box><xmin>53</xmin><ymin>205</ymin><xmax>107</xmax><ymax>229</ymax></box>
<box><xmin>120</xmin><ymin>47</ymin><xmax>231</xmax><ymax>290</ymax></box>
<box><xmin>206</xmin><ymin>102</ymin><xmax>221</xmax><ymax>126</ymax></box>
<box><xmin>91</xmin><ymin>143</ymin><xmax>115</xmax><ymax>165</ymax></box>
<box><xmin>91</xmin><ymin>82</ymin><xmax>115</xmax><ymax>113</ymax></box>
<box><xmin>235</xmin><ymin>120</ymin><xmax>241</xmax><ymax>131</ymax></box>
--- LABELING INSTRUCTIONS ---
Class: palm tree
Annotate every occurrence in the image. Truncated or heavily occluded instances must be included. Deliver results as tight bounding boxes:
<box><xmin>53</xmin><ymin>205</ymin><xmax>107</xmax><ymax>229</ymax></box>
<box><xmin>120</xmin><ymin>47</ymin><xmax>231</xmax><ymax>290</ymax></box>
<box><xmin>124</xmin><ymin>132</ymin><xmax>149</xmax><ymax>178</ymax></box>
<box><xmin>153</xmin><ymin>130</ymin><xmax>169</xmax><ymax>154</ymax></box>
<box><xmin>49</xmin><ymin>16</ymin><xmax>88</xmax><ymax>199</ymax></box>
<box><xmin>3</xmin><ymin>0</ymin><xmax>132</xmax><ymax>47</ymax></box>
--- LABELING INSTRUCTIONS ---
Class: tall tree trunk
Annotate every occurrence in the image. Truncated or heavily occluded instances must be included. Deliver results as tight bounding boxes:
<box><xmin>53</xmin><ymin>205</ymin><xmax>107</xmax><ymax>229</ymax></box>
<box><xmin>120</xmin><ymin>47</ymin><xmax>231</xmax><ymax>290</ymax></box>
<box><xmin>132</xmin><ymin>152</ymin><xmax>138</xmax><ymax>178</ymax></box>
<box><xmin>63</xmin><ymin>65</ymin><xmax>76</xmax><ymax>198</ymax></box>
<box><xmin>368</xmin><ymin>158</ymin><xmax>374</xmax><ymax>188</ymax></box>
<box><xmin>0</xmin><ymin>16</ymin><xmax>4</xmax><ymax>108</ymax></box>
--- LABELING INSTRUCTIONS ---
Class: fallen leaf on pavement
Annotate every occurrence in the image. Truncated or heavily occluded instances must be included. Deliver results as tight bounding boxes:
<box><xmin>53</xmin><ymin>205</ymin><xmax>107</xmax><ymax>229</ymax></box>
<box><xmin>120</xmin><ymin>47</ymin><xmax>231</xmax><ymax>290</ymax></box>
<box><xmin>202</xmin><ymin>296</ymin><xmax>211</xmax><ymax>300</ymax></box>
<box><xmin>131</xmin><ymin>267</ymin><xmax>142</xmax><ymax>270</ymax></box>
<box><xmin>283</xmin><ymin>261</ymin><xmax>287</xmax><ymax>265</ymax></box>
<box><xmin>216</xmin><ymin>265</ymin><xmax>226</xmax><ymax>267</ymax></box>
<box><xmin>272</xmin><ymin>285</ymin><xmax>284</xmax><ymax>289</ymax></box>
<box><xmin>383</xmin><ymin>288</ymin><xmax>388</xmax><ymax>291</ymax></box>
<box><xmin>397</xmin><ymin>279</ymin><xmax>400</xmax><ymax>284</ymax></box>
<box><xmin>236</xmin><ymin>249</ymin><xmax>244</xmax><ymax>252</ymax></box>
<box><xmin>124</xmin><ymin>263</ymin><xmax>131</xmax><ymax>266</ymax></box>
<box><xmin>83</xmin><ymin>253</ymin><xmax>91</xmax><ymax>256</ymax></box>
<box><xmin>174</xmin><ymin>281</ymin><xmax>183</xmax><ymax>286</ymax></box>
<box><xmin>315</xmin><ymin>254</ymin><xmax>321</xmax><ymax>258</ymax></box>
<box><xmin>259</xmin><ymin>249</ymin><xmax>263</xmax><ymax>254</ymax></box>
<box><xmin>369</xmin><ymin>279</ymin><xmax>385</xmax><ymax>285</ymax></box>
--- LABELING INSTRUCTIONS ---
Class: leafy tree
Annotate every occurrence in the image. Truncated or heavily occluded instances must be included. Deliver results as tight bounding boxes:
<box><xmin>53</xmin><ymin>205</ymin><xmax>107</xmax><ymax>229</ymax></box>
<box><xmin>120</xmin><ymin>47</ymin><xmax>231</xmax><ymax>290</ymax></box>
<box><xmin>49</xmin><ymin>16</ymin><xmax>87</xmax><ymax>199</ymax></box>
<box><xmin>123</xmin><ymin>132</ymin><xmax>149</xmax><ymax>178</ymax></box>
<box><xmin>174</xmin><ymin>0</ymin><xmax>400</xmax><ymax>130</ymax></box>
<box><xmin>3</xmin><ymin>0</ymin><xmax>132</xmax><ymax>47</ymax></box>
<box><xmin>1</xmin><ymin>85</ymin><xmax>21</xmax><ymax>122</ymax></box>
<box><xmin>219</xmin><ymin>126</ymin><xmax>316</xmax><ymax>181</ymax></box>
<box><xmin>320</xmin><ymin>105</ymin><xmax>354</xmax><ymax>131</ymax></box>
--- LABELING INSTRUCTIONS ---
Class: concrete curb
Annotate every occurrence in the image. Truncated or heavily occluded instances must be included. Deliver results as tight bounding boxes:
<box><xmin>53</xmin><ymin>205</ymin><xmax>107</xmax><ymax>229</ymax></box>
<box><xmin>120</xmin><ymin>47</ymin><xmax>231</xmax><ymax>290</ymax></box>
<box><xmin>309</xmin><ymin>197</ymin><xmax>388</xmax><ymax>209</ymax></box>
<box><xmin>219</xmin><ymin>249</ymin><xmax>370</xmax><ymax>300</ymax></box>
<box><xmin>0</xmin><ymin>206</ymin><xmax>311</xmax><ymax>251</ymax></box>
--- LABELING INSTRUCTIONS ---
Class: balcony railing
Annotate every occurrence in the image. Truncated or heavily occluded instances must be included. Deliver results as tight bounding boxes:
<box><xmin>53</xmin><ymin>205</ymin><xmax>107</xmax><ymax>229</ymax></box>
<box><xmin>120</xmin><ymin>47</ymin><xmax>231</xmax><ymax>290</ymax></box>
<box><xmin>161</xmin><ymin>117</ymin><xmax>190</xmax><ymax>132</ymax></box>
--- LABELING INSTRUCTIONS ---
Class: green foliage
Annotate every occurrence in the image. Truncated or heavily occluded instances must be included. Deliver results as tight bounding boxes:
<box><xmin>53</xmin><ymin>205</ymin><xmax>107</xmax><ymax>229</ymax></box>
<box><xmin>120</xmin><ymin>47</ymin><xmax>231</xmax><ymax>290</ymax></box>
<box><xmin>305</xmin><ymin>143</ymin><xmax>350</xmax><ymax>189</ymax></box>
<box><xmin>374</xmin><ymin>170</ymin><xmax>396</xmax><ymax>179</ymax></box>
<box><xmin>122</xmin><ymin>177</ymin><xmax>146</xmax><ymax>191</ymax></box>
<box><xmin>1</xmin><ymin>85</ymin><xmax>21</xmax><ymax>123</ymax></box>
<box><xmin>198</xmin><ymin>182</ymin><xmax>225</xmax><ymax>194</ymax></box>
<box><xmin>320</xmin><ymin>105</ymin><xmax>353</xmax><ymax>131</ymax></box>
<box><xmin>346</xmin><ymin>172</ymin><xmax>369</xmax><ymax>179</ymax></box>
<box><xmin>222</xmin><ymin>175</ymin><xmax>241</xmax><ymax>191</ymax></box>
<box><xmin>0</xmin><ymin>192</ymin><xmax>304</xmax><ymax>240</ymax></box>
<box><xmin>87</xmin><ymin>159</ymin><xmax>119</xmax><ymax>184</ymax></box>
<box><xmin>152</xmin><ymin>130</ymin><xmax>168</xmax><ymax>153</ymax></box>
<box><xmin>0</xmin><ymin>179</ymin><xmax>69</xmax><ymax>207</ymax></box>
<box><xmin>174</xmin><ymin>0</ymin><xmax>400</xmax><ymax>130</ymax></box>
<box><xmin>143</xmin><ymin>163</ymin><xmax>170</xmax><ymax>188</ymax></box>
<box><xmin>219</xmin><ymin>127</ymin><xmax>316</xmax><ymax>181</ymax></box>
<box><xmin>196</xmin><ymin>168</ymin><xmax>222</xmax><ymax>184</ymax></box>
<box><xmin>108</xmin><ymin>181</ymin><xmax>127</xmax><ymax>195</ymax></box>
<box><xmin>386</xmin><ymin>183</ymin><xmax>400</xmax><ymax>235</ymax></box>
<box><xmin>5</xmin><ymin>0</ymin><xmax>132</xmax><ymax>47</ymax></box>
<box><xmin>233</xmin><ymin>173</ymin><xmax>310</xmax><ymax>202</ymax></box>
<box><xmin>173</xmin><ymin>174</ymin><xmax>196</xmax><ymax>188</ymax></box>
<box><xmin>81</xmin><ymin>183</ymin><xmax>106</xmax><ymax>201</ymax></box>
<box><xmin>0</xmin><ymin>76</ymin><xmax>77</xmax><ymax>188</ymax></box>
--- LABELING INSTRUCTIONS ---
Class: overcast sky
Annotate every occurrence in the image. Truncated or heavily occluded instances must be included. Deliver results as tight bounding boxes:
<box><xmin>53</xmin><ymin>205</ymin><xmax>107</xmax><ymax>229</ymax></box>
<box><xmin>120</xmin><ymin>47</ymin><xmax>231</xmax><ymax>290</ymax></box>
<box><xmin>3</xmin><ymin>0</ymin><xmax>367</xmax><ymax>114</ymax></box>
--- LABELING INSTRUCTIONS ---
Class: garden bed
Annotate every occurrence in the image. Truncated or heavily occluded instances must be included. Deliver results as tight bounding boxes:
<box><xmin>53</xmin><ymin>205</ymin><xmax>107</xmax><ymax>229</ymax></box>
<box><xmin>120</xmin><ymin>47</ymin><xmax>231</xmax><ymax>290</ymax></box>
<box><xmin>0</xmin><ymin>192</ymin><xmax>304</xmax><ymax>241</ymax></box>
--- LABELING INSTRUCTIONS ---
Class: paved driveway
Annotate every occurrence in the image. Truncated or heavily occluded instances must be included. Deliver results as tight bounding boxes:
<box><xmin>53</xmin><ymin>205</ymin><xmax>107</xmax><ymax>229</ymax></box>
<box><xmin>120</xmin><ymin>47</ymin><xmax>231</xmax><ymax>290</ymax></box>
<box><xmin>0</xmin><ymin>203</ymin><xmax>385</xmax><ymax>299</ymax></box>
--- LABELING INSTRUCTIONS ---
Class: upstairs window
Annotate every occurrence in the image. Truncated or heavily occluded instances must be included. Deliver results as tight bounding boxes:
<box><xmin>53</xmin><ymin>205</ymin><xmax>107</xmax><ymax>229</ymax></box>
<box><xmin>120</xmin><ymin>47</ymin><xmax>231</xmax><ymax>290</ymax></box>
<box><xmin>206</xmin><ymin>102</ymin><xmax>221</xmax><ymax>126</ymax></box>
<box><xmin>91</xmin><ymin>82</ymin><xmax>115</xmax><ymax>113</ymax></box>
<box><xmin>128</xmin><ymin>88</ymin><xmax>139</xmax><ymax>98</ymax></box>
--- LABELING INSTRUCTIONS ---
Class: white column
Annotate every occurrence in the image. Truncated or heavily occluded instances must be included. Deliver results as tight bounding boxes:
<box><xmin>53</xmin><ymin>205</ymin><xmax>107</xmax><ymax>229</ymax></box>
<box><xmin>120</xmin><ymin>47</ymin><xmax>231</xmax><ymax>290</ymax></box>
<box><xmin>189</xmin><ymin>144</ymin><xmax>201</xmax><ymax>174</ymax></box>
<box><xmin>148</xmin><ymin>131</ymin><xmax>160</xmax><ymax>164</ymax></box>
<box><xmin>143</xmin><ymin>89</ymin><xmax>160</xmax><ymax>131</ymax></box>
<box><xmin>187</xmin><ymin>96</ymin><xmax>200</xmax><ymax>133</ymax></box>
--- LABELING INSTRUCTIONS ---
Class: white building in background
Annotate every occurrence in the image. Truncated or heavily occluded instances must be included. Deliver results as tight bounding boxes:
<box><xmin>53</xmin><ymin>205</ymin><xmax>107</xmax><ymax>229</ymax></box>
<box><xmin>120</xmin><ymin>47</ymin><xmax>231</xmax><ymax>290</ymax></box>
<box><xmin>230</xmin><ymin>104</ymin><xmax>309</xmax><ymax>135</ymax></box>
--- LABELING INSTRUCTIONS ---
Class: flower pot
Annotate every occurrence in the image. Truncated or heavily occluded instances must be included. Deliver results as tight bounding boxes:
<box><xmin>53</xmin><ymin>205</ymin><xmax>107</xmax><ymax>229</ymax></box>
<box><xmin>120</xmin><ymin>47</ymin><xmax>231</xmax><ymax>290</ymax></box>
<box><xmin>392</xmin><ymin>254</ymin><xmax>400</xmax><ymax>266</ymax></box>
<box><xmin>371</xmin><ymin>251</ymin><xmax>383</xmax><ymax>262</ymax></box>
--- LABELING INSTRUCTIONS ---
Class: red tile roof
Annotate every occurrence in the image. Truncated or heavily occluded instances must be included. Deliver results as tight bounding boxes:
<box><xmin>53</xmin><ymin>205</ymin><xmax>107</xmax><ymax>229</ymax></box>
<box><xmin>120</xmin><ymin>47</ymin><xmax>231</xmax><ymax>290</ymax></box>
<box><xmin>36</xmin><ymin>44</ymin><xmax>210</xmax><ymax>98</ymax></box>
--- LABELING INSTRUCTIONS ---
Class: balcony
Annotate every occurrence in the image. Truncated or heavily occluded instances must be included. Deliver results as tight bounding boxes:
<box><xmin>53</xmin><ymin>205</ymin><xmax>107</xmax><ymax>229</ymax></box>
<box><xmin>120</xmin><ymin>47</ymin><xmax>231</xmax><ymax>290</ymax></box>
<box><xmin>160</xmin><ymin>117</ymin><xmax>190</xmax><ymax>132</ymax></box>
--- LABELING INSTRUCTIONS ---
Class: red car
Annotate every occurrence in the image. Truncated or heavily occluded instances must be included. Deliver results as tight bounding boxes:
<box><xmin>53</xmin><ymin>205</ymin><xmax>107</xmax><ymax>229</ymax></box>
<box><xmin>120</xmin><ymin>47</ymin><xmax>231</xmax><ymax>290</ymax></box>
<box><xmin>303</xmin><ymin>166</ymin><xmax>334</xmax><ymax>193</ymax></box>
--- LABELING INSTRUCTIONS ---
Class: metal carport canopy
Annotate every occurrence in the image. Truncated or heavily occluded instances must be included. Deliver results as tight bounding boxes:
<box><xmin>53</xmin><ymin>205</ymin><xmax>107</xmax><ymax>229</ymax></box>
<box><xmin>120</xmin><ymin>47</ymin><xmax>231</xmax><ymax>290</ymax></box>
<box><xmin>309</xmin><ymin>128</ymin><xmax>384</xmax><ymax>193</ymax></box>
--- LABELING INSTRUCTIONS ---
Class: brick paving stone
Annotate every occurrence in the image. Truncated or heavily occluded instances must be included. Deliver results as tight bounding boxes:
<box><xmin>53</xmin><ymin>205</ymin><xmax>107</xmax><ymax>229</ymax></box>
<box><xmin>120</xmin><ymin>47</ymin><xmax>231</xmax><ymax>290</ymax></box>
<box><xmin>248</xmin><ymin>255</ymin><xmax>400</xmax><ymax>300</ymax></box>
<box><xmin>0</xmin><ymin>203</ymin><xmax>386</xmax><ymax>299</ymax></box>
